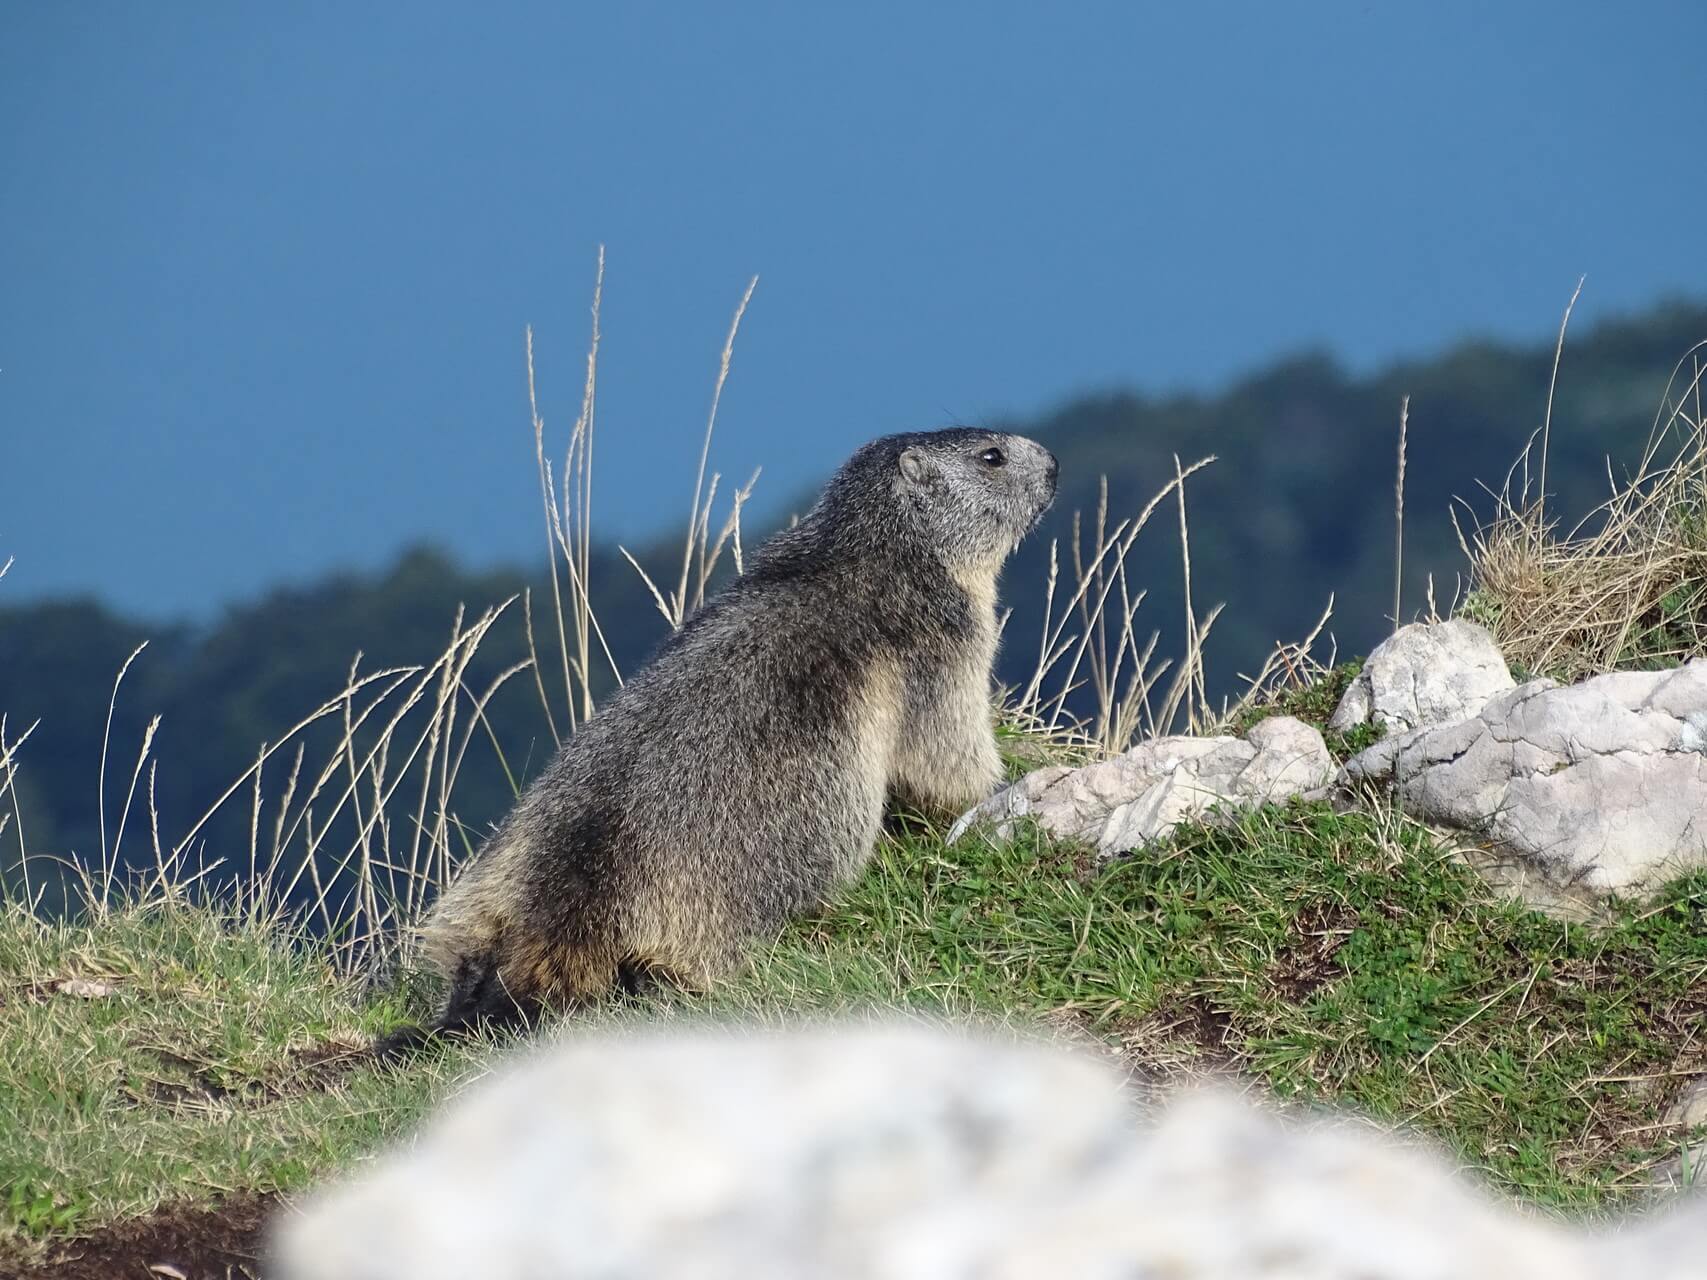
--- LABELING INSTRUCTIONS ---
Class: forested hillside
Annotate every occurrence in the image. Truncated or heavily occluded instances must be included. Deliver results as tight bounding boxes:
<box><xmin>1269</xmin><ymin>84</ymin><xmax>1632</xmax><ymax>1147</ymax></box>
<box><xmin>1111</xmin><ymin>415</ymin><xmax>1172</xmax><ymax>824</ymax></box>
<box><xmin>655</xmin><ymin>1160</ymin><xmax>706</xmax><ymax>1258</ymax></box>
<box><xmin>4</xmin><ymin>300</ymin><xmax>1704</xmax><ymax>875</ymax></box>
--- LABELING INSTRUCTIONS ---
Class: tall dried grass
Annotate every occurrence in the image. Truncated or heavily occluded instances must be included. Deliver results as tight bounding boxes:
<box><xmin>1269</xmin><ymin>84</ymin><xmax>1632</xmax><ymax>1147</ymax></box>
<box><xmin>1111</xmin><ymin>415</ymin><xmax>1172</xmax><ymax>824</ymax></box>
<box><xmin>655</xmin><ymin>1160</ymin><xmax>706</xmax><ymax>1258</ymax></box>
<box><xmin>0</xmin><ymin>257</ymin><xmax>774</xmax><ymax>973</ymax></box>
<box><xmin>1013</xmin><ymin>460</ymin><xmax>1223</xmax><ymax>755</ymax></box>
<box><xmin>1458</xmin><ymin>328</ymin><xmax>1707</xmax><ymax>681</ymax></box>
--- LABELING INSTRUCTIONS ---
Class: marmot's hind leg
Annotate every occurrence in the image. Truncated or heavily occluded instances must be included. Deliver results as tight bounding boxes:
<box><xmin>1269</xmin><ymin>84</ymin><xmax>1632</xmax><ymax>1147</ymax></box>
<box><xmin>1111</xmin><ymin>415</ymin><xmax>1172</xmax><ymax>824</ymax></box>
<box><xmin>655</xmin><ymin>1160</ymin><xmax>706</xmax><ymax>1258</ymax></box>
<box><xmin>614</xmin><ymin>954</ymin><xmax>694</xmax><ymax>1001</ymax></box>
<box><xmin>372</xmin><ymin>949</ymin><xmax>541</xmax><ymax>1060</ymax></box>
<box><xmin>434</xmin><ymin>949</ymin><xmax>544</xmax><ymax>1033</ymax></box>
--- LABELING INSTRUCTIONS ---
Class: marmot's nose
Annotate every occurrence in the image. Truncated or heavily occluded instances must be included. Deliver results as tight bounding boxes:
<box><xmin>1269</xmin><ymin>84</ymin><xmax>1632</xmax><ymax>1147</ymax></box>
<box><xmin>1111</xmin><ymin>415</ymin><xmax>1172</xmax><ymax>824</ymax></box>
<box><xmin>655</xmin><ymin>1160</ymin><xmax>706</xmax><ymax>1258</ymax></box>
<box><xmin>1045</xmin><ymin>451</ymin><xmax>1059</xmax><ymax>487</ymax></box>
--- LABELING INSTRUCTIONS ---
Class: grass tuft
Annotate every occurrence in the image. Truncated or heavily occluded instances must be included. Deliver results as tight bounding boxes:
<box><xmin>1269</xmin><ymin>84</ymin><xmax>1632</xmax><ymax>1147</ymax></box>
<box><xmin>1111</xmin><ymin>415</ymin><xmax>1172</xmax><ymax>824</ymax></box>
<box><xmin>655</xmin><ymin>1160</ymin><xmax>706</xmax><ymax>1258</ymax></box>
<box><xmin>1459</xmin><ymin>340</ymin><xmax>1707</xmax><ymax>680</ymax></box>
<box><xmin>1227</xmin><ymin>660</ymin><xmax>1384</xmax><ymax>760</ymax></box>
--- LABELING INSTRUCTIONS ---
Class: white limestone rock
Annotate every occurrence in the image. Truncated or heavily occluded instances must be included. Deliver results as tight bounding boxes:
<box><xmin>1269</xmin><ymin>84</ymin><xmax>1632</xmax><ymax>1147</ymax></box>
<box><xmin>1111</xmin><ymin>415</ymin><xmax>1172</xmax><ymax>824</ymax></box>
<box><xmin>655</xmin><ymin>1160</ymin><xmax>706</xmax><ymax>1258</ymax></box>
<box><xmin>1341</xmin><ymin>660</ymin><xmax>1707</xmax><ymax>898</ymax></box>
<box><xmin>948</xmin><ymin>715</ymin><xmax>1333</xmax><ymax>860</ymax></box>
<box><xmin>1329</xmin><ymin>620</ymin><xmax>1516</xmax><ymax>735</ymax></box>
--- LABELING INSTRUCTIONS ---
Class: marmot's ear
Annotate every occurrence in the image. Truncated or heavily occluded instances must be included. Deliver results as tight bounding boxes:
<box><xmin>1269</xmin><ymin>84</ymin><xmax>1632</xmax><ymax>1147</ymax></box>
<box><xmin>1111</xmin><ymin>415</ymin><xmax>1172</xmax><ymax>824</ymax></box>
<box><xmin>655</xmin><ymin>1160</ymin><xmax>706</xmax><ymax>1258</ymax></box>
<box><xmin>898</xmin><ymin>447</ymin><xmax>935</xmax><ymax>485</ymax></box>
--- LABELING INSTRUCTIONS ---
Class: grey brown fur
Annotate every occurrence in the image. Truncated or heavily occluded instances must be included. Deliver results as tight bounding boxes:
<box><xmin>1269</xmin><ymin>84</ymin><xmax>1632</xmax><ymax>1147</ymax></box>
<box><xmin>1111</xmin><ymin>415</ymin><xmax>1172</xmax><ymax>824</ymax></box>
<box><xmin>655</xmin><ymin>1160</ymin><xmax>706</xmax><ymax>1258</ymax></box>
<box><xmin>393</xmin><ymin>428</ymin><xmax>1056</xmax><ymax>1044</ymax></box>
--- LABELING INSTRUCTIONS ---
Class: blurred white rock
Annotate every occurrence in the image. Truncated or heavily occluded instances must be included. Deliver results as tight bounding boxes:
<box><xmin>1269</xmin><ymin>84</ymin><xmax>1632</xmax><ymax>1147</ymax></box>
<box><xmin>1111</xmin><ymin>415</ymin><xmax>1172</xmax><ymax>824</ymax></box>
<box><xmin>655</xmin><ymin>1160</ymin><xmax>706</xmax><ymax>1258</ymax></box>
<box><xmin>271</xmin><ymin>1022</ymin><xmax>1707</xmax><ymax>1280</ymax></box>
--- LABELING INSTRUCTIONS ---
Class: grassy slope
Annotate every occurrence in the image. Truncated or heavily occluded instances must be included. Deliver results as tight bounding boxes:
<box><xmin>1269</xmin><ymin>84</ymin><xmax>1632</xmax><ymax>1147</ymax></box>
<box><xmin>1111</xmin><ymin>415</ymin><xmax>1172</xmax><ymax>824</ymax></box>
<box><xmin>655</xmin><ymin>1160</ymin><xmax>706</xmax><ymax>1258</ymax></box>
<box><xmin>6</xmin><ymin>783</ymin><xmax>1707</xmax><ymax>1265</ymax></box>
<box><xmin>730</xmin><ymin>810</ymin><xmax>1707</xmax><ymax>1209</ymax></box>
<box><xmin>0</xmin><ymin>903</ymin><xmax>500</xmax><ymax>1267</ymax></box>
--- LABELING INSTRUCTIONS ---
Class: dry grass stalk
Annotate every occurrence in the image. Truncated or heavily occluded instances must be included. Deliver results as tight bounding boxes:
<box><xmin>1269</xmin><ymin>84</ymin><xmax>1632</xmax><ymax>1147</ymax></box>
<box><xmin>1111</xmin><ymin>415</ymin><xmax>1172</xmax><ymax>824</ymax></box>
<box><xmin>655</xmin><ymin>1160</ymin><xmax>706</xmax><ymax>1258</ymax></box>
<box><xmin>1014</xmin><ymin>455</ymin><xmax>1226</xmax><ymax>755</ymax></box>
<box><xmin>1218</xmin><ymin>597</ymin><xmax>1339</xmax><ymax>730</ymax></box>
<box><xmin>529</xmin><ymin>246</ymin><xmax>623</xmax><ymax>738</ymax></box>
<box><xmin>1537</xmin><ymin>276</ymin><xmax>1585</xmax><ymax>533</ymax></box>
<box><xmin>1460</xmin><ymin>337</ymin><xmax>1707</xmax><ymax>680</ymax></box>
<box><xmin>95</xmin><ymin>643</ymin><xmax>149</xmax><ymax>911</ymax></box>
<box><xmin>1394</xmin><ymin>395</ymin><xmax>1409</xmax><ymax>631</ymax></box>
<box><xmin>623</xmin><ymin>276</ymin><xmax>762</xmax><ymax>630</ymax></box>
<box><xmin>676</xmin><ymin>276</ymin><xmax>758</xmax><ymax>622</ymax></box>
<box><xmin>0</xmin><ymin>712</ymin><xmax>41</xmax><ymax>905</ymax></box>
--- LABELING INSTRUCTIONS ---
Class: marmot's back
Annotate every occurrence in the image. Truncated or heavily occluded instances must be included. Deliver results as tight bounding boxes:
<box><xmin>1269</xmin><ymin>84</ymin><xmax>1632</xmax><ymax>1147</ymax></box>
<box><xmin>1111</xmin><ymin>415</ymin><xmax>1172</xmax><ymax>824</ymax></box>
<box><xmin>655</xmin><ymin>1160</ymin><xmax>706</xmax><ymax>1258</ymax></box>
<box><xmin>391</xmin><ymin>427</ymin><xmax>1057</xmax><ymax>1050</ymax></box>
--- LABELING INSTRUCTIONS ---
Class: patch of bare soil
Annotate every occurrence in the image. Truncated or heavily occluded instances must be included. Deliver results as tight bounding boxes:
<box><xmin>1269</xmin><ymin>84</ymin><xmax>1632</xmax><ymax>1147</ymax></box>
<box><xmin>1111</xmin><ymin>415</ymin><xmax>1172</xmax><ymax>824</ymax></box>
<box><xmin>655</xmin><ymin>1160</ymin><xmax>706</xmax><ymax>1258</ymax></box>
<box><xmin>1132</xmin><ymin>994</ymin><xmax>1239</xmax><ymax>1066</ymax></box>
<box><xmin>1268</xmin><ymin>901</ymin><xmax>1357</xmax><ymax>1002</ymax></box>
<box><xmin>14</xmin><ymin>1192</ymin><xmax>277</xmax><ymax>1280</ymax></box>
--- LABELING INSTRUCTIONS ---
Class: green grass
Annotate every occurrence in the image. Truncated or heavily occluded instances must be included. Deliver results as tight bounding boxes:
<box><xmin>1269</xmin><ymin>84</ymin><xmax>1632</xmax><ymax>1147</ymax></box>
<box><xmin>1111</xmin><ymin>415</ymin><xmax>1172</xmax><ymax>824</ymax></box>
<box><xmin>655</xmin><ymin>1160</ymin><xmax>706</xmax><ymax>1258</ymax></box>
<box><xmin>0</xmin><ymin>900</ymin><xmax>501</xmax><ymax>1268</ymax></box>
<box><xmin>707</xmin><ymin>805</ymin><xmax>1707</xmax><ymax>1212</ymax></box>
<box><xmin>5</xmin><ymin>797</ymin><xmax>1706</xmax><ymax>1261</ymax></box>
<box><xmin>1227</xmin><ymin>660</ymin><xmax>1384</xmax><ymax>758</ymax></box>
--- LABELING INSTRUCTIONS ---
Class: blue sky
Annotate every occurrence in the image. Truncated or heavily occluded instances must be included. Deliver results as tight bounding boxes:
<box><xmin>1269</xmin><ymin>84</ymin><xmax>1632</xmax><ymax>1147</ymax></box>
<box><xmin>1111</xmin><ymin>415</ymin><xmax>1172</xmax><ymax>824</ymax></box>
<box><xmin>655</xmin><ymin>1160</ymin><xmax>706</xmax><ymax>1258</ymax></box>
<box><xmin>4</xmin><ymin>2</ymin><xmax>1705</xmax><ymax>617</ymax></box>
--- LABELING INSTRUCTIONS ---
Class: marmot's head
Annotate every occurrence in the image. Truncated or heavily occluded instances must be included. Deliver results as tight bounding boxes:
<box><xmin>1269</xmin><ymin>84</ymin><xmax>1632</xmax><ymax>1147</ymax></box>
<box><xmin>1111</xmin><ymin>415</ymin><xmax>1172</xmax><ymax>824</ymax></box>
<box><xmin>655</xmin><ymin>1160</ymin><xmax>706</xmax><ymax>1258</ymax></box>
<box><xmin>864</xmin><ymin>428</ymin><xmax>1058</xmax><ymax>572</ymax></box>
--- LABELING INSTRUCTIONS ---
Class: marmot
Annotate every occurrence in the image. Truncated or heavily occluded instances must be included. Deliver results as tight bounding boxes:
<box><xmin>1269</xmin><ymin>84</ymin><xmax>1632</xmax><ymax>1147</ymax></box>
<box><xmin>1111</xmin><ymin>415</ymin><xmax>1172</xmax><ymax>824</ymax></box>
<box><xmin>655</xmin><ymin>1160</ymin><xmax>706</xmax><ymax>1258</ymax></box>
<box><xmin>381</xmin><ymin>428</ymin><xmax>1057</xmax><ymax>1051</ymax></box>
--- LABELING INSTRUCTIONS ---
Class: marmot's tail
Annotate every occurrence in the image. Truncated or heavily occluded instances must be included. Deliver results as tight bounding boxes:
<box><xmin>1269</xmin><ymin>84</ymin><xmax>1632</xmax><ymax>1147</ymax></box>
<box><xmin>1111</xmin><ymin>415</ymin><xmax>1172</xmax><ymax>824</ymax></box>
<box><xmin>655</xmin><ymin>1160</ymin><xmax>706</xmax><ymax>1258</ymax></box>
<box><xmin>371</xmin><ymin>949</ymin><xmax>539</xmax><ymax>1061</ymax></box>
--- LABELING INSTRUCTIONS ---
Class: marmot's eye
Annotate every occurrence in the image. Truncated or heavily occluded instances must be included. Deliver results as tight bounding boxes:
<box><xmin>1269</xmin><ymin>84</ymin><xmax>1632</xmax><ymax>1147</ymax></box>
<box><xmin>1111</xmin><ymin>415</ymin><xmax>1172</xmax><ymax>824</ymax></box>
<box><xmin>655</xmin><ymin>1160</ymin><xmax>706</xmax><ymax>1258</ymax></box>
<box><xmin>979</xmin><ymin>447</ymin><xmax>1007</xmax><ymax>468</ymax></box>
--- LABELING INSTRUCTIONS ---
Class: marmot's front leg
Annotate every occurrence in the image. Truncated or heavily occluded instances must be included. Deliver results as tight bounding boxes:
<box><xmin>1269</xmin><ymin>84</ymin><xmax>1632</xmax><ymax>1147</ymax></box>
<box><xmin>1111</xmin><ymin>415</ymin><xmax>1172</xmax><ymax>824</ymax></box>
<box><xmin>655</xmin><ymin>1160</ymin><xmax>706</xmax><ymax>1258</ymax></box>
<box><xmin>888</xmin><ymin>664</ymin><xmax>1004</xmax><ymax>818</ymax></box>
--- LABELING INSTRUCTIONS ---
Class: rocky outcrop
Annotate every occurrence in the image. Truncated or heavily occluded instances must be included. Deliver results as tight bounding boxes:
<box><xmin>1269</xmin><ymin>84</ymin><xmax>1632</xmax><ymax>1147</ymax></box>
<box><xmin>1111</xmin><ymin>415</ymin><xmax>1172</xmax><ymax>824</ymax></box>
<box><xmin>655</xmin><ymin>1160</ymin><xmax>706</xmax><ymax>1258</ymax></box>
<box><xmin>948</xmin><ymin>715</ymin><xmax>1333</xmax><ymax>861</ymax></box>
<box><xmin>1329</xmin><ymin>620</ymin><xmax>1516</xmax><ymax>735</ymax></box>
<box><xmin>273</xmin><ymin>1022</ymin><xmax>1706</xmax><ymax>1280</ymax></box>
<box><xmin>1341</xmin><ymin>661</ymin><xmax>1707</xmax><ymax>897</ymax></box>
<box><xmin>960</xmin><ymin>615</ymin><xmax>1704</xmax><ymax>904</ymax></box>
